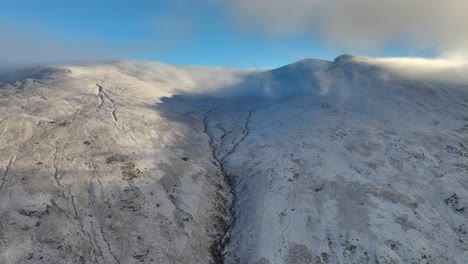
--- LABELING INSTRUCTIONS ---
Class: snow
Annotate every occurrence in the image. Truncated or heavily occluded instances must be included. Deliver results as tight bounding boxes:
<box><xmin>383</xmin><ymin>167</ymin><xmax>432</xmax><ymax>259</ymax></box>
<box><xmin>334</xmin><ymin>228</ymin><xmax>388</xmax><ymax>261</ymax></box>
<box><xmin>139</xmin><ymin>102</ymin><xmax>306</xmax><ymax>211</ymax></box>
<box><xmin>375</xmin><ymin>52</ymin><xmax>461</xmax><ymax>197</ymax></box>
<box><xmin>0</xmin><ymin>55</ymin><xmax>467</xmax><ymax>263</ymax></box>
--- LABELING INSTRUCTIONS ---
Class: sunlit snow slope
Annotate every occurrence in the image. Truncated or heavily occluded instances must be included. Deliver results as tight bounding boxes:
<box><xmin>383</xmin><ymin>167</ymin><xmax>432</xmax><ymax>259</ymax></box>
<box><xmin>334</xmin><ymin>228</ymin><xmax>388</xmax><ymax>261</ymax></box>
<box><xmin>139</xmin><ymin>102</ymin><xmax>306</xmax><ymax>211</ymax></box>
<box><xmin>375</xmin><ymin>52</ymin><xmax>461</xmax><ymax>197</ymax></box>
<box><xmin>0</xmin><ymin>55</ymin><xmax>467</xmax><ymax>264</ymax></box>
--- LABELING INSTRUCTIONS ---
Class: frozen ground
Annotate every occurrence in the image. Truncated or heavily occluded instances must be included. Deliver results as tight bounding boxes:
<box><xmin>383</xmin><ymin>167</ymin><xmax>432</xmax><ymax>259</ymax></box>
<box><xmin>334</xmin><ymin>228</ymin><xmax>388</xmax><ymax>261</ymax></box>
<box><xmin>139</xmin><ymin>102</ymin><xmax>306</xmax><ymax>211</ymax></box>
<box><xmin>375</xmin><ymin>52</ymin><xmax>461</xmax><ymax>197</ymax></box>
<box><xmin>0</xmin><ymin>55</ymin><xmax>467</xmax><ymax>263</ymax></box>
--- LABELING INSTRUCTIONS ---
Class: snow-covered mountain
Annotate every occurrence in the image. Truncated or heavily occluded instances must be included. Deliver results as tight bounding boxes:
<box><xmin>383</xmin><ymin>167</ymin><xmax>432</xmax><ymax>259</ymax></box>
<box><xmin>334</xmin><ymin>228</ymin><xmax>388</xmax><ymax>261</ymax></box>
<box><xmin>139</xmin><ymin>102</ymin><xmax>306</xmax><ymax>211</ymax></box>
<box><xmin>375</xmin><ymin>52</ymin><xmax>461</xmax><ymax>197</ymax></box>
<box><xmin>0</xmin><ymin>55</ymin><xmax>467</xmax><ymax>263</ymax></box>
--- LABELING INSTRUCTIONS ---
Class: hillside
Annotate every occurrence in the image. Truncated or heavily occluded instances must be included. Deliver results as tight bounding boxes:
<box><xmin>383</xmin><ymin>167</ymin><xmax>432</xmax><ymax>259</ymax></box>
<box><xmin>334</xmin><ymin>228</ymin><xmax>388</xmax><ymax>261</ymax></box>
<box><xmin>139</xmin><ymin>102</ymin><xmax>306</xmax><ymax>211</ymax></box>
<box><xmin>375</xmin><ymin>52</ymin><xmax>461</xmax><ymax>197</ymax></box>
<box><xmin>0</xmin><ymin>55</ymin><xmax>467</xmax><ymax>264</ymax></box>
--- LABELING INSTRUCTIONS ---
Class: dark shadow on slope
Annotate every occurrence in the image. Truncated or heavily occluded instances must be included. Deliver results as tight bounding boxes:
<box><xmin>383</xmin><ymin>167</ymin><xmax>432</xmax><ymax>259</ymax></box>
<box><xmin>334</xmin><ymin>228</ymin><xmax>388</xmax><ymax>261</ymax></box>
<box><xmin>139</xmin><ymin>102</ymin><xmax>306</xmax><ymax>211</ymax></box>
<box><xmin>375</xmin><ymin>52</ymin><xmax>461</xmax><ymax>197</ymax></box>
<box><xmin>150</xmin><ymin>55</ymin><xmax>468</xmax><ymax>263</ymax></box>
<box><xmin>2</xmin><ymin>55</ymin><xmax>468</xmax><ymax>264</ymax></box>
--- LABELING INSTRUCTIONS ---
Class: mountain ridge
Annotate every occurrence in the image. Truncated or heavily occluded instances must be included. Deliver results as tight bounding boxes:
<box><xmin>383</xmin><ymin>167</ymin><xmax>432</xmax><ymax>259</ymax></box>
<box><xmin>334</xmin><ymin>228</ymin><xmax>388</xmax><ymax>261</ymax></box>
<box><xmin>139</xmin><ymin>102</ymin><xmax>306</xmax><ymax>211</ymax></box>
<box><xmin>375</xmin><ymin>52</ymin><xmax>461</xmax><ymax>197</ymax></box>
<box><xmin>0</xmin><ymin>55</ymin><xmax>467</xmax><ymax>263</ymax></box>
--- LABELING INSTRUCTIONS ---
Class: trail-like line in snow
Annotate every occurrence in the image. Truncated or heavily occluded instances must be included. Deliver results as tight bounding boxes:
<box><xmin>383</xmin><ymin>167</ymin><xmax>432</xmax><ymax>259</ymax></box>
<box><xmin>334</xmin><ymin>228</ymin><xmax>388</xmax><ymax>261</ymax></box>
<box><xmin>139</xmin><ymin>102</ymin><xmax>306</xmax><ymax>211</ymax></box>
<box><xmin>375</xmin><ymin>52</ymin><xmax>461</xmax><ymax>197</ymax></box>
<box><xmin>220</xmin><ymin>107</ymin><xmax>257</xmax><ymax>163</ymax></box>
<box><xmin>202</xmin><ymin>105</ymin><xmax>232</xmax><ymax>263</ymax></box>
<box><xmin>0</xmin><ymin>155</ymin><xmax>17</xmax><ymax>191</ymax></box>
<box><xmin>88</xmin><ymin>172</ymin><xmax>121</xmax><ymax>264</ymax></box>
<box><xmin>96</xmin><ymin>85</ymin><xmax>105</xmax><ymax>111</ymax></box>
<box><xmin>51</xmin><ymin>148</ymin><xmax>97</xmax><ymax>261</ymax></box>
<box><xmin>95</xmin><ymin>84</ymin><xmax>137</xmax><ymax>143</ymax></box>
<box><xmin>202</xmin><ymin>104</ymin><xmax>259</xmax><ymax>263</ymax></box>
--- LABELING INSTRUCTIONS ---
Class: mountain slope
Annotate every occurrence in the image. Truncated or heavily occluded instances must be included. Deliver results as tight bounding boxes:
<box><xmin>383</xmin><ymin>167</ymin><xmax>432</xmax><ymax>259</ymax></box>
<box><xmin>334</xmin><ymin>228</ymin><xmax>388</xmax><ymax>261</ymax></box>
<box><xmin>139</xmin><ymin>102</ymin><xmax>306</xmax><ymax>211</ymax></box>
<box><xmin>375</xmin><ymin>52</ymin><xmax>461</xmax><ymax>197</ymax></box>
<box><xmin>0</xmin><ymin>56</ymin><xmax>467</xmax><ymax>264</ymax></box>
<box><xmin>215</xmin><ymin>57</ymin><xmax>468</xmax><ymax>263</ymax></box>
<box><xmin>0</xmin><ymin>63</ymin><xmax>234</xmax><ymax>263</ymax></box>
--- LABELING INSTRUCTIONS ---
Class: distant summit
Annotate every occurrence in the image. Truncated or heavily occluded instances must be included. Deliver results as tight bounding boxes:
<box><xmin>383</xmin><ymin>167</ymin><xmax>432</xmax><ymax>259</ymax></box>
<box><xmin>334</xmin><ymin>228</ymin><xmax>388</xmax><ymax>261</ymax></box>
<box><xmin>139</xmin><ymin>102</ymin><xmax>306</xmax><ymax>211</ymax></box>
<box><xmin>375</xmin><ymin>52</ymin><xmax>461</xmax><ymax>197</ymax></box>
<box><xmin>333</xmin><ymin>54</ymin><xmax>356</xmax><ymax>63</ymax></box>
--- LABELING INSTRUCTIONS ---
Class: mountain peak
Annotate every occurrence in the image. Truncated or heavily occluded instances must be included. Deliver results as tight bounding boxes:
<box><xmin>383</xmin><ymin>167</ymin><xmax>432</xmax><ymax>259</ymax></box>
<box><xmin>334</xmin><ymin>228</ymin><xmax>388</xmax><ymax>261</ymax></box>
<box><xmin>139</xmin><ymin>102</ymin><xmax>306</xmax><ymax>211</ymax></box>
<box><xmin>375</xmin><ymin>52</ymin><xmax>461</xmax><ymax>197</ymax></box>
<box><xmin>333</xmin><ymin>54</ymin><xmax>356</xmax><ymax>63</ymax></box>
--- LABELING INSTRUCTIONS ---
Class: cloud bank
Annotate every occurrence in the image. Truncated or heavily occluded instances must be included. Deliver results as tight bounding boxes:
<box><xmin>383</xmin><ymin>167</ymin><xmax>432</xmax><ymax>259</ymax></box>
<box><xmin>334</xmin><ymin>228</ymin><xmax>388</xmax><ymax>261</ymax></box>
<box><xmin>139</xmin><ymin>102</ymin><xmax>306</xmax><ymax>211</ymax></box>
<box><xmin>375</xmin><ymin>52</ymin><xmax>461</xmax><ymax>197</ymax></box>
<box><xmin>222</xmin><ymin>0</ymin><xmax>468</xmax><ymax>55</ymax></box>
<box><xmin>0</xmin><ymin>25</ymin><xmax>114</xmax><ymax>73</ymax></box>
<box><xmin>0</xmin><ymin>26</ymin><xmax>111</xmax><ymax>62</ymax></box>
<box><xmin>369</xmin><ymin>57</ymin><xmax>468</xmax><ymax>85</ymax></box>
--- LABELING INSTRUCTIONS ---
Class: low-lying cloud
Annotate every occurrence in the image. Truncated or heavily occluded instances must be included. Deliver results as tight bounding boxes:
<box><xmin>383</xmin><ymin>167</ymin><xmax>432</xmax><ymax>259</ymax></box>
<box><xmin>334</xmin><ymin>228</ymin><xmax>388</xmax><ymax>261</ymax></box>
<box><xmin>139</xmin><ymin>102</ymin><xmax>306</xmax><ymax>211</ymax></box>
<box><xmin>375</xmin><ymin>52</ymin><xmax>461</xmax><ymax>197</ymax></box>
<box><xmin>0</xmin><ymin>25</ymin><xmax>113</xmax><ymax>73</ymax></box>
<box><xmin>222</xmin><ymin>0</ymin><xmax>468</xmax><ymax>55</ymax></box>
<box><xmin>0</xmin><ymin>26</ymin><xmax>111</xmax><ymax>62</ymax></box>
<box><xmin>370</xmin><ymin>57</ymin><xmax>468</xmax><ymax>85</ymax></box>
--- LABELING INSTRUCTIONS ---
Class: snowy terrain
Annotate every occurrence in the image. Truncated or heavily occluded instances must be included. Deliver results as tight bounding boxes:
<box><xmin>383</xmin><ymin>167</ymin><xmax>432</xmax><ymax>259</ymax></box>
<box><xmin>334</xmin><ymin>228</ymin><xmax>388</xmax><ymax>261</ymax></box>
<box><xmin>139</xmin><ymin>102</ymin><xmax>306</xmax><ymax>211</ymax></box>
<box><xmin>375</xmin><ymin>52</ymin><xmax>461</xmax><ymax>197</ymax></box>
<box><xmin>0</xmin><ymin>55</ymin><xmax>467</xmax><ymax>263</ymax></box>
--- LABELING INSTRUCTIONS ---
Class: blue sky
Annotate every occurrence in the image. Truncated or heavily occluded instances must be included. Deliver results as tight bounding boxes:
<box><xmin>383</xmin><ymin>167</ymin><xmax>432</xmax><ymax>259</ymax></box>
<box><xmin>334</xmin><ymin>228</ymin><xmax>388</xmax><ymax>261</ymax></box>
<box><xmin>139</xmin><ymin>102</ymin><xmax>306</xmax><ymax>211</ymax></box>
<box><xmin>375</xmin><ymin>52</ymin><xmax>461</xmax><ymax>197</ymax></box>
<box><xmin>0</xmin><ymin>0</ymin><xmax>453</xmax><ymax>68</ymax></box>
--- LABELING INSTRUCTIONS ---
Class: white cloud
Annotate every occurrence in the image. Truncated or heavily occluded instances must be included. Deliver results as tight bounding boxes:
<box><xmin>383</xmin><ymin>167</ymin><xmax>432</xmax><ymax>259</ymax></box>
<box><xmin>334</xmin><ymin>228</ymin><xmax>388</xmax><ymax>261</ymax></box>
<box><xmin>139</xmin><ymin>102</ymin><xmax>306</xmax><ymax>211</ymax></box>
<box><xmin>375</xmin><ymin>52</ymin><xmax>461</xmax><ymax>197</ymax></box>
<box><xmin>222</xmin><ymin>0</ymin><xmax>468</xmax><ymax>54</ymax></box>
<box><xmin>370</xmin><ymin>57</ymin><xmax>468</xmax><ymax>84</ymax></box>
<box><xmin>0</xmin><ymin>26</ymin><xmax>111</xmax><ymax>64</ymax></box>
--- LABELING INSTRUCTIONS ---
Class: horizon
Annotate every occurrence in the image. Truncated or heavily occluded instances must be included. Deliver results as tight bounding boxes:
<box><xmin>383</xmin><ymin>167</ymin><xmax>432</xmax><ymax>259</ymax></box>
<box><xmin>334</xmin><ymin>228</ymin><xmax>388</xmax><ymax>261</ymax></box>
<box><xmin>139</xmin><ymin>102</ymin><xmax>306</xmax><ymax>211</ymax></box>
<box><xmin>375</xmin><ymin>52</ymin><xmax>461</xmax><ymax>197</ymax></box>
<box><xmin>2</xmin><ymin>0</ymin><xmax>463</xmax><ymax>68</ymax></box>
